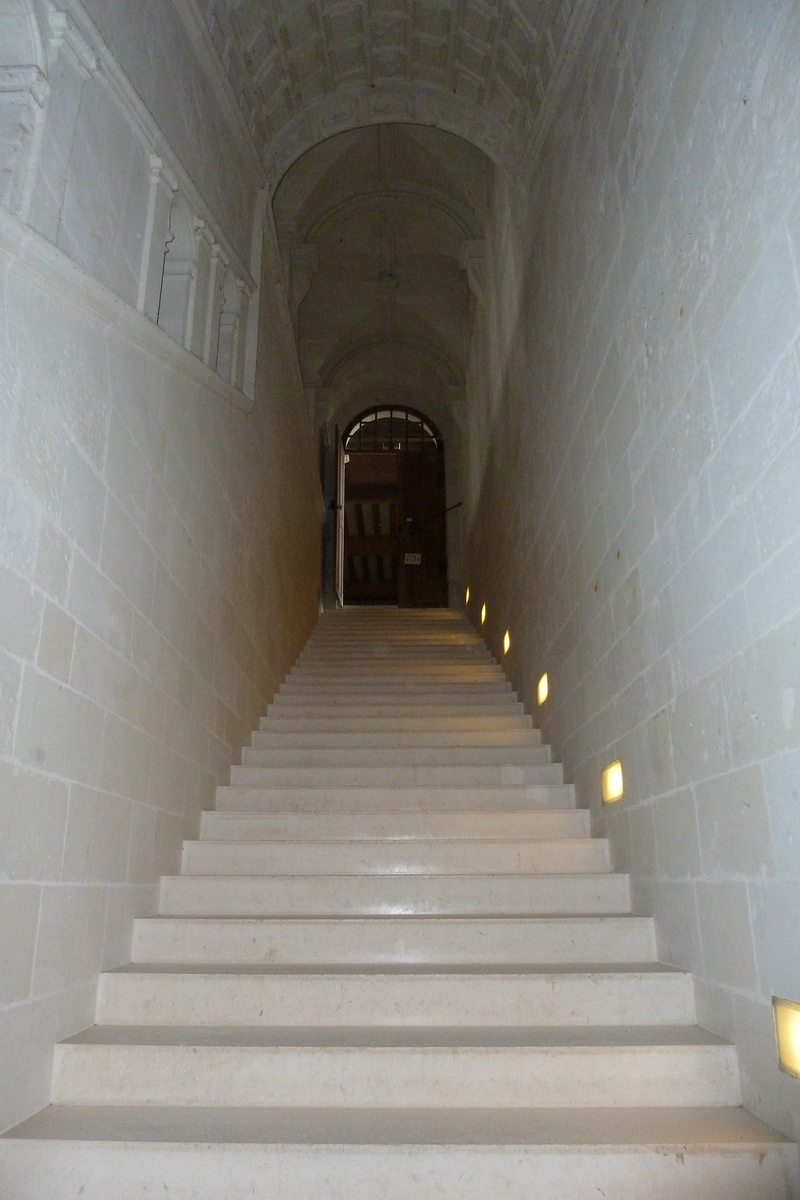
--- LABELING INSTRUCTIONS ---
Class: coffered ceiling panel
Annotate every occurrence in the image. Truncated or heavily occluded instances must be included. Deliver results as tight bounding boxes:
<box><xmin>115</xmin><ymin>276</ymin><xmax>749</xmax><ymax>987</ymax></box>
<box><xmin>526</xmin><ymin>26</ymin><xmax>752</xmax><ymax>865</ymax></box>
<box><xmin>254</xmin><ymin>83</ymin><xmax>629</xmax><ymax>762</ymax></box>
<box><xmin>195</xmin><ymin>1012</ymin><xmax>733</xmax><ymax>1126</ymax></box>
<box><xmin>202</xmin><ymin>0</ymin><xmax>597</xmax><ymax>187</ymax></box>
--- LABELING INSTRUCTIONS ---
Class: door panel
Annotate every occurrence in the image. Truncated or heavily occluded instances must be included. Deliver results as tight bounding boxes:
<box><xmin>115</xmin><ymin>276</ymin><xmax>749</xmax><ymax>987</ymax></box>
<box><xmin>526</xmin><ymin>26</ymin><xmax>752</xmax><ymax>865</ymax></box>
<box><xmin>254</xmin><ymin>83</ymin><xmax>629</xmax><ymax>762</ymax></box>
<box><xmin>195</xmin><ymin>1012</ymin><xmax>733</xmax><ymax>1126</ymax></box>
<box><xmin>398</xmin><ymin>450</ymin><xmax>448</xmax><ymax>608</ymax></box>
<box><xmin>334</xmin><ymin>427</ymin><xmax>346</xmax><ymax>607</ymax></box>
<box><xmin>343</xmin><ymin>453</ymin><xmax>400</xmax><ymax>605</ymax></box>
<box><xmin>342</xmin><ymin>447</ymin><xmax>447</xmax><ymax>607</ymax></box>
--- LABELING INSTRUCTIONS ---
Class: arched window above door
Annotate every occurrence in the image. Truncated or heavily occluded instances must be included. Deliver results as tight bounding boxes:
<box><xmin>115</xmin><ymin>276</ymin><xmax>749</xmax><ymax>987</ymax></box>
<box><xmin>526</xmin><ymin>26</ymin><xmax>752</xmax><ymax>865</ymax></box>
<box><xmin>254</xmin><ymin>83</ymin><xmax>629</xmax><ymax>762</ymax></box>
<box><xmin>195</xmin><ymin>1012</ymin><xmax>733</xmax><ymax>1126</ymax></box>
<box><xmin>344</xmin><ymin>407</ymin><xmax>442</xmax><ymax>454</ymax></box>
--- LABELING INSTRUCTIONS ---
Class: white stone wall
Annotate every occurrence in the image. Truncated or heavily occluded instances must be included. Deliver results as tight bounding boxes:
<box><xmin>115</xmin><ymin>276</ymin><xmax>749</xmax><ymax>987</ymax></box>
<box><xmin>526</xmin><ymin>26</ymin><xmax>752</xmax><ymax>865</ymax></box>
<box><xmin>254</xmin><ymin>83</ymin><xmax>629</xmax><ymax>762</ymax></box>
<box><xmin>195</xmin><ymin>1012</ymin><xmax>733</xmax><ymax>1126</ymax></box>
<box><xmin>77</xmin><ymin>0</ymin><xmax>259</xmax><ymax>267</ymax></box>
<box><xmin>1</xmin><ymin>0</ymin><xmax>263</xmax><ymax>396</ymax></box>
<box><xmin>464</xmin><ymin>0</ymin><xmax>800</xmax><ymax>1140</ymax></box>
<box><xmin>0</xmin><ymin>1</ymin><xmax>321</xmax><ymax>1134</ymax></box>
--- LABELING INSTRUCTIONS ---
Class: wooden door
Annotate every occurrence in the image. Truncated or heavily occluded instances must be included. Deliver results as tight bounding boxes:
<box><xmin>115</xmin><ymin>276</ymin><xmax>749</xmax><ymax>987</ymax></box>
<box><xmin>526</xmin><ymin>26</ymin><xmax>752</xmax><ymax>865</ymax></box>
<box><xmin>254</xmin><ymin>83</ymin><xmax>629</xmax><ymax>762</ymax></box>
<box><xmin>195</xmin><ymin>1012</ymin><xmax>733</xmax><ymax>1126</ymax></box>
<box><xmin>343</xmin><ymin>452</ymin><xmax>401</xmax><ymax>604</ymax></box>
<box><xmin>334</xmin><ymin>426</ymin><xmax>346</xmax><ymax>607</ymax></box>
<box><xmin>398</xmin><ymin>449</ymin><xmax>448</xmax><ymax>607</ymax></box>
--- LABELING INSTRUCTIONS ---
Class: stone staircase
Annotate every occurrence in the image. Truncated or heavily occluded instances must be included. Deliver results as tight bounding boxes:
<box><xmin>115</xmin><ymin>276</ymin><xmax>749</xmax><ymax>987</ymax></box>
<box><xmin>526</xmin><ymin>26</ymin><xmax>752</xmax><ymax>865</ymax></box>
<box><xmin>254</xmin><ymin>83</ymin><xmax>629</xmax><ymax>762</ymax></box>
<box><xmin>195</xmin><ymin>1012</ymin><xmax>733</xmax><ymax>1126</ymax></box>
<box><xmin>2</xmin><ymin>607</ymin><xmax>798</xmax><ymax>1198</ymax></box>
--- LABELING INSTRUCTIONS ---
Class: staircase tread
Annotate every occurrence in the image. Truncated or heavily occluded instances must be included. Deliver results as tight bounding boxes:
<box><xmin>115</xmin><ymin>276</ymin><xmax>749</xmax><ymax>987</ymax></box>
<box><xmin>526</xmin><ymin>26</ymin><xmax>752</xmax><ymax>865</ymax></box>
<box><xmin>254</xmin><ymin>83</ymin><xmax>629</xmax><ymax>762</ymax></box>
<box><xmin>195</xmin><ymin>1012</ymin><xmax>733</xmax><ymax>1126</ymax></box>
<box><xmin>188</xmin><ymin>837</ymin><xmax>600</xmax><ymax>847</ymax></box>
<box><xmin>108</xmin><ymin>961</ymin><xmax>685</xmax><ymax>976</ymax></box>
<box><xmin>162</xmin><ymin>871</ymin><xmax>617</xmax><ymax>880</ymax></box>
<box><xmin>63</xmin><ymin>1024</ymin><xmax>727</xmax><ymax>1048</ymax></box>
<box><xmin>6</xmin><ymin>1105</ymin><xmax>790</xmax><ymax>1146</ymax></box>
<box><xmin>14</xmin><ymin>609</ymin><xmax>789</xmax><ymax>1180</ymax></box>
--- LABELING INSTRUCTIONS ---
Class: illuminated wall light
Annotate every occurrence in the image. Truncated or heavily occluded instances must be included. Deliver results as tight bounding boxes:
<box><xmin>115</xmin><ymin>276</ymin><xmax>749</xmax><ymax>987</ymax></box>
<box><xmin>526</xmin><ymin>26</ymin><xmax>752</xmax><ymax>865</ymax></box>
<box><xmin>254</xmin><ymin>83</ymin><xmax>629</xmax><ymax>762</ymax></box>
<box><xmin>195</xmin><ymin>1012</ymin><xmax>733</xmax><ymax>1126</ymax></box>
<box><xmin>774</xmin><ymin>997</ymin><xmax>800</xmax><ymax>1078</ymax></box>
<box><xmin>537</xmin><ymin>673</ymin><xmax>549</xmax><ymax>706</ymax></box>
<box><xmin>601</xmin><ymin>759</ymin><xmax>624</xmax><ymax>804</ymax></box>
<box><xmin>465</xmin><ymin>586</ymin><xmax>470</xmax><ymax>604</ymax></box>
<box><xmin>503</xmin><ymin>630</ymin><xmax>511</xmax><ymax>655</ymax></box>
<box><xmin>481</xmin><ymin>604</ymin><xmax>487</xmax><ymax>625</ymax></box>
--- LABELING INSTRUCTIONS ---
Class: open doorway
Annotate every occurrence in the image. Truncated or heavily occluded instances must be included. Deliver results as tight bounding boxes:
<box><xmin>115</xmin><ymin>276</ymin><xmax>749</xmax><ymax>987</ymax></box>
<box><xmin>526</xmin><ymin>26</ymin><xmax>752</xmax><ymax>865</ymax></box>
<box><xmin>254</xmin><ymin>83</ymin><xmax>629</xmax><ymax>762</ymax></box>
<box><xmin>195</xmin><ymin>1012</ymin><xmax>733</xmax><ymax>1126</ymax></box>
<box><xmin>337</xmin><ymin>407</ymin><xmax>448</xmax><ymax>607</ymax></box>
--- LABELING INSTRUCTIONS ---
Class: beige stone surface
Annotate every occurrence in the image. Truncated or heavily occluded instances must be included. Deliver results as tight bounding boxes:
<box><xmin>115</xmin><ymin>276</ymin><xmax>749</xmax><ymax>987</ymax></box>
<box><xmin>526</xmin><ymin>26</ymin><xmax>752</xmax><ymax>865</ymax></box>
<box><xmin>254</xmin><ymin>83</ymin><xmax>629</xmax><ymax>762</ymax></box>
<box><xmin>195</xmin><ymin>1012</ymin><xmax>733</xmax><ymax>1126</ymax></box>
<box><xmin>1</xmin><ymin>0</ymin><xmax>800</xmax><ymax>1166</ymax></box>
<box><xmin>4</xmin><ymin>607</ymin><xmax>797</xmax><ymax>1196</ymax></box>
<box><xmin>459</xmin><ymin>0</ymin><xmax>800</xmax><ymax>1143</ymax></box>
<box><xmin>0</xmin><ymin>0</ymin><xmax>320</xmax><ymax>1126</ymax></box>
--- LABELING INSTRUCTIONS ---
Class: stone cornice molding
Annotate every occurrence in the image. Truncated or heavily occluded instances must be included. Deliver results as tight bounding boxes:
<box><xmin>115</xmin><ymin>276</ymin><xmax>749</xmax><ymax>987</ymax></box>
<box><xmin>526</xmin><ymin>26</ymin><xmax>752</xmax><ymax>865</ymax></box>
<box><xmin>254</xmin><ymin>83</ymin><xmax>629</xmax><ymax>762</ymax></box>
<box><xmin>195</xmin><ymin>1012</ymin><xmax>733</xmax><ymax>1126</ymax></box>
<box><xmin>0</xmin><ymin>205</ymin><xmax>253</xmax><ymax>414</ymax></box>
<box><xmin>47</xmin><ymin>8</ymin><xmax>99</xmax><ymax>76</ymax></box>
<box><xmin>0</xmin><ymin>63</ymin><xmax>48</xmax><ymax>100</ymax></box>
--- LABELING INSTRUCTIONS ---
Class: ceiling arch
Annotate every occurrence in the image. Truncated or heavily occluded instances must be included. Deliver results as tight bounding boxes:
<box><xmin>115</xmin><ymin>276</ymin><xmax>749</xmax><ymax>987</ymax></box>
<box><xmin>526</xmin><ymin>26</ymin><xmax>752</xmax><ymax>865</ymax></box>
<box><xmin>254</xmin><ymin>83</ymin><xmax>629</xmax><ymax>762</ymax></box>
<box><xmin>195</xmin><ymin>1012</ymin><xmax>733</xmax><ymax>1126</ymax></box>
<box><xmin>306</xmin><ymin>185</ymin><xmax>478</xmax><ymax>241</ymax></box>
<box><xmin>277</xmin><ymin>124</ymin><xmax>482</xmax><ymax>404</ymax></box>
<box><xmin>274</xmin><ymin>122</ymin><xmax>489</xmax><ymax>238</ymax></box>
<box><xmin>203</xmin><ymin>0</ymin><xmax>598</xmax><ymax>189</ymax></box>
<box><xmin>322</xmin><ymin>330</ymin><xmax>465</xmax><ymax>388</ymax></box>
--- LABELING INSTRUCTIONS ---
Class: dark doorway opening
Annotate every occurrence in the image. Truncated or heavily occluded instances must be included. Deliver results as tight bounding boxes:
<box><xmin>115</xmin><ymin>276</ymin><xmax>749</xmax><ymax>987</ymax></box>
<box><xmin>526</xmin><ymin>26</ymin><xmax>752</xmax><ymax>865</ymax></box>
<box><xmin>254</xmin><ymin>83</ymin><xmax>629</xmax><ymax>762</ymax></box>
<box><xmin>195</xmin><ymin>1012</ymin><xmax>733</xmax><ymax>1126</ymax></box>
<box><xmin>338</xmin><ymin>407</ymin><xmax>448</xmax><ymax>607</ymax></box>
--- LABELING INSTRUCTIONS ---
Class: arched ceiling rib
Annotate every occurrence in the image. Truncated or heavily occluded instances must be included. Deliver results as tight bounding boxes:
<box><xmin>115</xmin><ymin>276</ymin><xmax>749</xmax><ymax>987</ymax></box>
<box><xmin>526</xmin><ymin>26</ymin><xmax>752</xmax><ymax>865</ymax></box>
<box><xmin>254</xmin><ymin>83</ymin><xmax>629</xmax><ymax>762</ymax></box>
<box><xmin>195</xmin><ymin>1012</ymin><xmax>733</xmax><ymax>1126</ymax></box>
<box><xmin>276</xmin><ymin>121</ymin><xmax>489</xmax><ymax>238</ymax></box>
<box><xmin>204</xmin><ymin>0</ymin><xmax>598</xmax><ymax>188</ymax></box>
<box><xmin>276</xmin><ymin>125</ymin><xmax>484</xmax><ymax>402</ymax></box>
<box><xmin>305</xmin><ymin>187</ymin><xmax>477</xmax><ymax>241</ymax></box>
<box><xmin>322</xmin><ymin>328</ymin><xmax>465</xmax><ymax>388</ymax></box>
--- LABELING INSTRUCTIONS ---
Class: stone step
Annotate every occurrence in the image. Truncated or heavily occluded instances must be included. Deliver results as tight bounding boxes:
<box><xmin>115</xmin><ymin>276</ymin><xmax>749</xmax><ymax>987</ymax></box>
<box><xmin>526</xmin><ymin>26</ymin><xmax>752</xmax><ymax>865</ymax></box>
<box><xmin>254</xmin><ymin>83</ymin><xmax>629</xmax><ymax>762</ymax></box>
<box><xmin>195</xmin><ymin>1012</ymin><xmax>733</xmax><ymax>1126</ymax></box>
<box><xmin>250</xmin><ymin>729</ymin><xmax>542</xmax><ymax>748</ymax></box>
<box><xmin>300</xmin><ymin>637</ymin><xmax>486</xmax><ymax>644</ymax></box>
<box><xmin>301</xmin><ymin>628</ymin><xmax>481</xmax><ymax>637</ymax></box>
<box><xmin>294</xmin><ymin>661</ymin><xmax>497</xmax><ymax>672</ymax></box>
<box><xmin>131</xmin><ymin>915</ymin><xmax>657</xmax><ymax>965</ymax></box>
<box><xmin>198</xmin><ymin>808</ymin><xmax>591</xmax><ymax>841</ymax></box>
<box><xmin>275</xmin><ymin>691</ymin><xmax>516</xmax><ymax>703</ymax></box>
<box><xmin>296</xmin><ymin>647</ymin><xmax>492</xmax><ymax>659</ymax></box>
<box><xmin>240</xmin><ymin>746</ymin><xmax>551</xmax><ymax>768</ymax></box>
<box><xmin>267</xmin><ymin>700</ymin><xmax>525</xmax><ymax>715</ymax></box>
<box><xmin>284</xmin><ymin>672</ymin><xmax>503</xmax><ymax>681</ymax></box>
<box><xmin>278</xmin><ymin>682</ymin><xmax>514</xmax><ymax>696</ymax></box>
<box><xmin>227</xmin><ymin>764</ymin><xmax>565</xmax><ymax>787</ymax></box>
<box><xmin>215</xmin><ymin>783</ymin><xmax>577</xmax><ymax>811</ymax></box>
<box><xmin>295</xmin><ymin>657</ymin><xmax>495</xmax><ymax>669</ymax></box>
<box><xmin>50</xmin><ymin>1026</ymin><xmax>741</xmax><ymax>1109</ymax></box>
<box><xmin>180</xmin><ymin>837</ymin><xmax>611</xmax><ymax>876</ymax></box>
<box><xmin>251</xmin><ymin>714</ymin><xmax>533</xmax><ymax>732</ymax></box>
<box><xmin>157</xmin><ymin>872</ymin><xmax>631</xmax><ymax>917</ymax></box>
<box><xmin>13</xmin><ymin>604</ymin><xmax>793</xmax><ymax>1200</ymax></box>
<box><xmin>3</xmin><ymin>1107</ymin><xmax>796</xmax><ymax>1200</ymax></box>
<box><xmin>286</xmin><ymin>669</ymin><xmax>507</xmax><ymax>682</ymax></box>
<box><xmin>301</xmin><ymin>661</ymin><xmax>496</xmax><ymax>667</ymax></box>
<box><xmin>251</xmin><ymin>724</ymin><xmax>537</xmax><ymax>744</ymax></box>
<box><xmin>96</xmin><ymin>966</ymin><xmax>696</xmax><ymax>1027</ymax></box>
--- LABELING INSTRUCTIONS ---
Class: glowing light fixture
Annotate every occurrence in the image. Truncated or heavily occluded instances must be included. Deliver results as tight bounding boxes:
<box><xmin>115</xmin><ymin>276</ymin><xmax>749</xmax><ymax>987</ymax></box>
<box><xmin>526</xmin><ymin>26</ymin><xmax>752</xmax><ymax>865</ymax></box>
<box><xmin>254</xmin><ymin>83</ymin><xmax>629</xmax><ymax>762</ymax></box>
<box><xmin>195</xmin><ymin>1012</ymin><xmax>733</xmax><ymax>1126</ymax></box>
<box><xmin>465</xmin><ymin>586</ymin><xmax>470</xmax><ymax>604</ymax></box>
<box><xmin>774</xmin><ymin>997</ymin><xmax>800</xmax><ymax>1078</ymax></box>
<box><xmin>538</xmin><ymin>673</ymin><xmax>549</xmax><ymax>706</ymax></box>
<box><xmin>481</xmin><ymin>604</ymin><xmax>487</xmax><ymax>625</ymax></box>
<box><xmin>503</xmin><ymin>630</ymin><xmax>511</xmax><ymax>655</ymax></box>
<box><xmin>601</xmin><ymin>759</ymin><xmax>624</xmax><ymax>804</ymax></box>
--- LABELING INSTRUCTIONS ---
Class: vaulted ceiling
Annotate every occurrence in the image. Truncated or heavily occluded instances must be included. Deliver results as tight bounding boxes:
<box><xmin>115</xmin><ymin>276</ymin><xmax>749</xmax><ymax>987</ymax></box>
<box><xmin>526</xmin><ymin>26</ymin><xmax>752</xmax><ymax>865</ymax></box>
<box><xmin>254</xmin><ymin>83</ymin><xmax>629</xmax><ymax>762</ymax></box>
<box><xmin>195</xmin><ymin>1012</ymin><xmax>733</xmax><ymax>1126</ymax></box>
<box><xmin>199</xmin><ymin>0</ymin><xmax>597</xmax><ymax>438</ymax></box>
<box><xmin>203</xmin><ymin>0</ymin><xmax>597</xmax><ymax>187</ymax></box>
<box><xmin>273</xmin><ymin>123</ymin><xmax>489</xmax><ymax>423</ymax></box>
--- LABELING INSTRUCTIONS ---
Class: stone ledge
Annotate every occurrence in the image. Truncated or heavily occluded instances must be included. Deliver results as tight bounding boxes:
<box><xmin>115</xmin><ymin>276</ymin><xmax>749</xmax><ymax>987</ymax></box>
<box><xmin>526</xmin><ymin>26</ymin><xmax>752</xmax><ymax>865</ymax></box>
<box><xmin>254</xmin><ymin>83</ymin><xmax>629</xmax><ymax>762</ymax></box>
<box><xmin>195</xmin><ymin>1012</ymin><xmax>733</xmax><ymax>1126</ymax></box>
<box><xmin>0</xmin><ymin>206</ymin><xmax>254</xmax><ymax>415</ymax></box>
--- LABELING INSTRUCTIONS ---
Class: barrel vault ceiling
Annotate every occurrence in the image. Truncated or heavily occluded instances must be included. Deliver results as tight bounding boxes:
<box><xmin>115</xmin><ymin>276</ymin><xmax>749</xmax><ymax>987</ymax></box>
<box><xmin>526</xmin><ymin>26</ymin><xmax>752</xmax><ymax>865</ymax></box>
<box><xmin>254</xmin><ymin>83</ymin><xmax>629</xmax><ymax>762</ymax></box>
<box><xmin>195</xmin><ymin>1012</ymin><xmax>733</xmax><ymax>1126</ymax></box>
<box><xmin>272</xmin><ymin>122</ymin><xmax>489</xmax><ymax>434</ymax></box>
<box><xmin>201</xmin><ymin>0</ymin><xmax>598</xmax><ymax>187</ymax></box>
<box><xmin>198</xmin><ymin>0</ymin><xmax>597</xmax><ymax>434</ymax></box>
